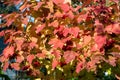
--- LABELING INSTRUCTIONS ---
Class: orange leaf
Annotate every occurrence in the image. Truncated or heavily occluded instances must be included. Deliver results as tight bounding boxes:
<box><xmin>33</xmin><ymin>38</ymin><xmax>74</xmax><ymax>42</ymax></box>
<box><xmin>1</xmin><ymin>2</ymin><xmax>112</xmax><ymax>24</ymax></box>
<box><xmin>77</xmin><ymin>13</ymin><xmax>88</xmax><ymax>23</ymax></box>
<box><xmin>94</xmin><ymin>35</ymin><xmax>106</xmax><ymax>50</ymax></box>
<box><xmin>67</xmin><ymin>11</ymin><xmax>74</xmax><ymax>19</ymax></box>
<box><xmin>52</xmin><ymin>50</ymin><xmax>61</xmax><ymax>60</ymax></box>
<box><xmin>34</xmin><ymin>2</ymin><xmax>43</xmax><ymax>11</ymax></box>
<box><xmin>83</xmin><ymin>35</ymin><xmax>91</xmax><ymax>45</ymax></box>
<box><xmin>27</xmin><ymin>54</ymin><xmax>35</xmax><ymax>64</ymax></box>
<box><xmin>52</xmin><ymin>59</ymin><xmax>59</xmax><ymax>70</ymax></box>
<box><xmin>3</xmin><ymin>46</ymin><xmax>14</xmax><ymax>58</ymax></box>
<box><xmin>49</xmin><ymin>38</ymin><xmax>64</xmax><ymax>49</ymax></box>
<box><xmin>105</xmin><ymin>23</ymin><xmax>120</xmax><ymax>34</ymax></box>
<box><xmin>15</xmin><ymin>38</ymin><xmax>24</xmax><ymax>51</ymax></box>
<box><xmin>22</xmin><ymin>17</ymin><xmax>28</xmax><ymax>25</ymax></box>
<box><xmin>20</xmin><ymin>2</ymin><xmax>27</xmax><ymax>11</ymax></box>
<box><xmin>36</xmin><ymin>53</ymin><xmax>46</xmax><ymax>58</ymax></box>
<box><xmin>36</xmin><ymin>24</ymin><xmax>45</xmax><ymax>34</ymax></box>
<box><xmin>60</xmin><ymin>4</ymin><xmax>70</xmax><ymax>12</ymax></box>
<box><xmin>64</xmin><ymin>0</ymin><xmax>71</xmax><ymax>5</ymax></box>
<box><xmin>3</xmin><ymin>62</ymin><xmax>9</xmax><ymax>71</ymax></box>
<box><xmin>52</xmin><ymin>0</ymin><xmax>64</xmax><ymax>4</ymax></box>
<box><xmin>0</xmin><ymin>31</ymin><xmax>5</xmax><ymax>37</ymax></box>
<box><xmin>70</xmin><ymin>27</ymin><xmax>80</xmax><ymax>37</ymax></box>
<box><xmin>16</xmin><ymin>56</ymin><xmax>24</xmax><ymax>63</ymax></box>
<box><xmin>76</xmin><ymin>62</ymin><xmax>83</xmax><ymax>73</ymax></box>
<box><xmin>11</xmin><ymin>63</ymin><xmax>20</xmax><ymax>70</ymax></box>
<box><xmin>63</xmin><ymin>51</ymin><xmax>76</xmax><ymax>63</ymax></box>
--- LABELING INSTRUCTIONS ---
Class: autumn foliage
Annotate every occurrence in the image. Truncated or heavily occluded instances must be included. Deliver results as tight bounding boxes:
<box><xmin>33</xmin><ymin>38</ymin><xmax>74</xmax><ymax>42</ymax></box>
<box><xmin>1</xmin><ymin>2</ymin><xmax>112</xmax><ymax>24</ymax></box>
<box><xmin>0</xmin><ymin>0</ymin><xmax>120</xmax><ymax>79</ymax></box>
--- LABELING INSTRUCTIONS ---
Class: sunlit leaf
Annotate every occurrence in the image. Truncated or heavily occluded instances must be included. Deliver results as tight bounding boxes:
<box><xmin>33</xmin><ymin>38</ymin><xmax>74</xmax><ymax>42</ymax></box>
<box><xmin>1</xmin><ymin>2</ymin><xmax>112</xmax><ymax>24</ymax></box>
<box><xmin>3</xmin><ymin>46</ymin><xmax>14</xmax><ymax>58</ymax></box>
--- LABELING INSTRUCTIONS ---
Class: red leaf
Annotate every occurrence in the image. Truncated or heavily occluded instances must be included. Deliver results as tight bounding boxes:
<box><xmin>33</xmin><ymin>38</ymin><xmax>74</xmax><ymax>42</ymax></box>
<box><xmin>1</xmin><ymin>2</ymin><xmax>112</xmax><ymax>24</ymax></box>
<box><xmin>15</xmin><ymin>38</ymin><xmax>24</xmax><ymax>51</ymax></box>
<box><xmin>11</xmin><ymin>63</ymin><xmax>20</xmax><ymax>70</ymax></box>
<box><xmin>76</xmin><ymin>62</ymin><xmax>83</xmax><ymax>73</ymax></box>
<box><xmin>112</xmin><ymin>23</ymin><xmax>120</xmax><ymax>34</ymax></box>
<box><xmin>77</xmin><ymin>13</ymin><xmax>88</xmax><ymax>23</ymax></box>
<box><xmin>62</xmin><ymin>36</ymin><xmax>72</xmax><ymax>42</ymax></box>
<box><xmin>105</xmin><ymin>24</ymin><xmax>112</xmax><ymax>34</ymax></box>
<box><xmin>63</xmin><ymin>51</ymin><xmax>76</xmax><ymax>64</ymax></box>
<box><xmin>54</xmin><ymin>25</ymin><xmax>64</xmax><ymax>34</ymax></box>
<box><xmin>52</xmin><ymin>59</ymin><xmax>59</xmax><ymax>70</ymax></box>
<box><xmin>83</xmin><ymin>35</ymin><xmax>91</xmax><ymax>45</ymax></box>
<box><xmin>34</xmin><ymin>2</ymin><xmax>43</xmax><ymax>11</ymax></box>
<box><xmin>52</xmin><ymin>0</ymin><xmax>64</xmax><ymax>4</ymax></box>
<box><xmin>36</xmin><ymin>24</ymin><xmax>45</xmax><ymax>34</ymax></box>
<box><xmin>94</xmin><ymin>35</ymin><xmax>106</xmax><ymax>50</ymax></box>
<box><xmin>0</xmin><ymin>56</ymin><xmax>6</xmax><ymax>62</ymax></box>
<box><xmin>20</xmin><ymin>2</ymin><xmax>27</xmax><ymax>11</ymax></box>
<box><xmin>52</xmin><ymin>50</ymin><xmax>61</xmax><ymax>60</ymax></box>
<box><xmin>29</xmin><ymin>42</ymin><xmax>37</xmax><ymax>49</ymax></box>
<box><xmin>27</xmin><ymin>54</ymin><xmax>35</xmax><ymax>64</ymax></box>
<box><xmin>63</xmin><ymin>28</ymin><xmax>70</xmax><ymax>37</ymax></box>
<box><xmin>49</xmin><ymin>20</ymin><xmax>59</xmax><ymax>28</ymax></box>
<box><xmin>16</xmin><ymin>56</ymin><xmax>24</xmax><ymax>63</ymax></box>
<box><xmin>29</xmin><ymin>37</ymin><xmax>38</xmax><ymax>49</ymax></box>
<box><xmin>108</xmin><ymin>56</ymin><xmax>116</xmax><ymax>66</ymax></box>
<box><xmin>67</xmin><ymin>11</ymin><xmax>74</xmax><ymax>19</ymax></box>
<box><xmin>105</xmin><ymin>23</ymin><xmax>120</xmax><ymax>34</ymax></box>
<box><xmin>49</xmin><ymin>38</ymin><xmax>64</xmax><ymax>49</ymax></box>
<box><xmin>94</xmin><ymin>19</ymin><xmax>102</xmax><ymax>26</ymax></box>
<box><xmin>86</xmin><ymin>61</ymin><xmax>96</xmax><ymax>71</ymax></box>
<box><xmin>6</xmin><ymin>18</ymin><xmax>14</xmax><ymax>27</ymax></box>
<box><xmin>70</xmin><ymin>27</ymin><xmax>80</xmax><ymax>37</ymax></box>
<box><xmin>19</xmin><ymin>3</ymin><xmax>31</xmax><ymax>11</ymax></box>
<box><xmin>0</xmin><ymin>31</ymin><xmax>5</xmax><ymax>37</ymax></box>
<box><xmin>91</xmin><ymin>44</ymin><xmax>98</xmax><ymax>51</ymax></box>
<box><xmin>3</xmin><ymin>62</ymin><xmax>9</xmax><ymax>71</ymax></box>
<box><xmin>64</xmin><ymin>0</ymin><xmax>71</xmax><ymax>4</ymax></box>
<box><xmin>22</xmin><ymin>17</ymin><xmax>28</xmax><ymax>25</ymax></box>
<box><xmin>60</xmin><ymin>4</ymin><xmax>70</xmax><ymax>12</ymax></box>
<box><xmin>3</xmin><ymin>46</ymin><xmax>14</xmax><ymax>58</ymax></box>
<box><xmin>36</xmin><ymin>53</ymin><xmax>46</xmax><ymax>58</ymax></box>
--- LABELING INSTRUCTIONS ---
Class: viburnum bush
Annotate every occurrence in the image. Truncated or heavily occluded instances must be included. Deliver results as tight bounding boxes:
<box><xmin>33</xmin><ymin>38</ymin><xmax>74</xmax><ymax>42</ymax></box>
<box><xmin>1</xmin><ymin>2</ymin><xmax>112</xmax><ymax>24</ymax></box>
<box><xmin>0</xmin><ymin>0</ymin><xmax>120</xmax><ymax>79</ymax></box>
